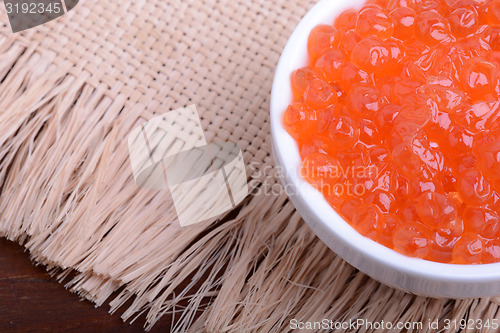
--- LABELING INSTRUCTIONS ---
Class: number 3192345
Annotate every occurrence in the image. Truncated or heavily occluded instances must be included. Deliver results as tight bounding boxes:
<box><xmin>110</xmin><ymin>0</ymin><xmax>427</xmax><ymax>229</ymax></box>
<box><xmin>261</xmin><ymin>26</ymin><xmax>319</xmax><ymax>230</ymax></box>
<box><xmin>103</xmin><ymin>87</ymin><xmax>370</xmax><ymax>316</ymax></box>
<box><xmin>444</xmin><ymin>318</ymin><xmax>498</xmax><ymax>330</ymax></box>
<box><xmin>5</xmin><ymin>2</ymin><xmax>62</xmax><ymax>14</ymax></box>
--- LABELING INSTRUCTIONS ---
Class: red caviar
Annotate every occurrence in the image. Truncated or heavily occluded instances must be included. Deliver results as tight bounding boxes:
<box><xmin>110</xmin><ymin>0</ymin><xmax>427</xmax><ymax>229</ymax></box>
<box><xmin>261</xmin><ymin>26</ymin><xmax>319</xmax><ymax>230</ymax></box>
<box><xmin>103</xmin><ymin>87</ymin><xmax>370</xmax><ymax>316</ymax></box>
<box><xmin>283</xmin><ymin>0</ymin><xmax>500</xmax><ymax>264</ymax></box>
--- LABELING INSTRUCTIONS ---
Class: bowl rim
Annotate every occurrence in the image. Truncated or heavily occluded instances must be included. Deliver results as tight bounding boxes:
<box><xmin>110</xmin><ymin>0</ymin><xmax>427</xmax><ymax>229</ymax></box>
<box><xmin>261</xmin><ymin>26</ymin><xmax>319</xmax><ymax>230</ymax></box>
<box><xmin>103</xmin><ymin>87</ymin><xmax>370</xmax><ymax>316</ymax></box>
<box><xmin>270</xmin><ymin>0</ymin><xmax>500</xmax><ymax>282</ymax></box>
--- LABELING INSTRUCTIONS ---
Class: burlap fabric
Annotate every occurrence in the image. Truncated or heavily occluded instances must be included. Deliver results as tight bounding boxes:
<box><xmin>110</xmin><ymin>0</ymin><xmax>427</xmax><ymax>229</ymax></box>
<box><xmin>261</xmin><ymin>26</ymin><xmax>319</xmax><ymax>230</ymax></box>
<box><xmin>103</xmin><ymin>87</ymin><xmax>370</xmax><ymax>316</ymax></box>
<box><xmin>0</xmin><ymin>0</ymin><xmax>498</xmax><ymax>331</ymax></box>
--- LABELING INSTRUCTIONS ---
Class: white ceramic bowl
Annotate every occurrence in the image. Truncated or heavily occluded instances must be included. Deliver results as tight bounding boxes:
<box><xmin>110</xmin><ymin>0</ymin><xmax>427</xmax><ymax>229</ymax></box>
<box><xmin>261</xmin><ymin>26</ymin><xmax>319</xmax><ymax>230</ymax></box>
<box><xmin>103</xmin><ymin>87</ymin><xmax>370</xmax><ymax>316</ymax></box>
<box><xmin>270</xmin><ymin>0</ymin><xmax>500</xmax><ymax>298</ymax></box>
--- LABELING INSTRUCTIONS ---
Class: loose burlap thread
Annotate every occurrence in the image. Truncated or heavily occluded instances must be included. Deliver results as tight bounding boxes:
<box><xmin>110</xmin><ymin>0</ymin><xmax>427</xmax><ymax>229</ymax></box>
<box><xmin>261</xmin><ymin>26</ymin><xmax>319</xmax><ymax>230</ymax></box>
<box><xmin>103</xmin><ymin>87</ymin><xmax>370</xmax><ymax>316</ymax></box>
<box><xmin>0</xmin><ymin>0</ymin><xmax>499</xmax><ymax>331</ymax></box>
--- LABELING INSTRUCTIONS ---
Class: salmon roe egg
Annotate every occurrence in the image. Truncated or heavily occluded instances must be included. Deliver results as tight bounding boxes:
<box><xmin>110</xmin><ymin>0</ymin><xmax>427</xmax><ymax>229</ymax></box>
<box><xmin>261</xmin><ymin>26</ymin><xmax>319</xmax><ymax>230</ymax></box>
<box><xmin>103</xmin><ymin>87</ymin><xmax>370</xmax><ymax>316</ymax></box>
<box><xmin>284</xmin><ymin>0</ymin><xmax>500</xmax><ymax>264</ymax></box>
<box><xmin>452</xmin><ymin>233</ymin><xmax>484</xmax><ymax>264</ymax></box>
<box><xmin>314</xmin><ymin>49</ymin><xmax>345</xmax><ymax>83</ymax></box>
<box><xmin>390</xmin><ymin>7</ymin><xmax>416</xmax><ymax>40</ymax></box>
<box><xmin>459</xmin><ymin>57</ymin><xmax>499</xmax><ymax>100</ymax></box>
<box><xmin>355</xmin><ymin>5</ymin><xmax>394</xmax><ymax>40</ymax></box>
<box><xmin>307</xmin><ymin>24</ymin><xmax>342</xmax><ymax>63</ymax></box>
<box><xmin>304</xmin><ymin>78</ymin><xmax>338</xmax><ymax>109</ymax></box>
<box><xmin>335</xmin><ymin>8</ymin><xmax>358</xmax><ymax>32</ymax></box>
<box><xmin>290</xmin><ymin>67</ymin><xmax>322</xmax><ymax>98</ymax></box>
<box><xmin>328</xmin><ymin>115</ymin><xmax>360</xmax><ymax>150</ymax></box>
<box><xmin>473</xmin><ymin>128</ymin><xmax>500</xmax><ymax>180</ymax></box>
<box><xmin>448</xmin><ymin>6</ymin><xmax>479</xmax><ymax>37</ymax></box>
<box><xmin>486</xmin><ymin>1</ymin><xmax>500</xmax><ymax>25</ymax></box>
<box><xmin>351</xmin><ymin>36</ymin><xmax>405</xmax><ymax>75</ymax></box>
<box><xmin>301</xmin><ymin>152</ymin><xmax>342</xmax><ymax>192</ymax></box>
<box><xmin>415</xmin><ymin>10</ymin><xmax>454</xmax><ymax>45</ymax></box>
<box><xmin>352</xmin><ymin>203</ymin><xmax>383</xmax><ymax>237</ymax></box>
<box><xmin>393</xmin><ymin>222</ymin><xmax>432</xmax><ymax>258</ymax></box>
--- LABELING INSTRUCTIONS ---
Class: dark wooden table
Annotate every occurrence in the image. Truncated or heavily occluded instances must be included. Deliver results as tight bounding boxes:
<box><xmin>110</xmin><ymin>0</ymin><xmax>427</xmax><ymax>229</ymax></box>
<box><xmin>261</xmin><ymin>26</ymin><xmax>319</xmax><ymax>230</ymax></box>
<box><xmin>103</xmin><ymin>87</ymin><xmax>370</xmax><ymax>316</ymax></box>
<box><xmin>0</xmin><ymin>238</ymin><xmax>171</xmax><ymax>332</ymax></box>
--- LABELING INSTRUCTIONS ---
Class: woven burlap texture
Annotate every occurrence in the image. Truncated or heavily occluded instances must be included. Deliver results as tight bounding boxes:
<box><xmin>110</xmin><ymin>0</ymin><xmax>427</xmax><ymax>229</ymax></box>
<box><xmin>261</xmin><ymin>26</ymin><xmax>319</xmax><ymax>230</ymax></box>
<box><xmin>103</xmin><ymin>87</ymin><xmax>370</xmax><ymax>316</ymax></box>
<box><xmin>0</xmin><ymin>0</ymin><xmax>499</xmax><ymax>331</ymax></box>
